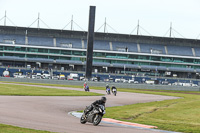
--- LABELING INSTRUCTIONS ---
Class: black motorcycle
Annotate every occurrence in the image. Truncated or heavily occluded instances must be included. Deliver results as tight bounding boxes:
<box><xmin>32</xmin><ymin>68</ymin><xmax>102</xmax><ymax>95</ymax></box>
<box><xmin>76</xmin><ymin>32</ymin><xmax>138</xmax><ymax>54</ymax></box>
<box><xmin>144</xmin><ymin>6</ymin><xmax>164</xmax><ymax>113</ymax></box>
<box><xmin>112</xmin><ymin>88</ymin><xmax>117</xmax><ymax>96</ymax></box>
<box><xmin>80</xmin><ymin>104</ymin><xmax>105</xmax><ymax>126</ymax></box>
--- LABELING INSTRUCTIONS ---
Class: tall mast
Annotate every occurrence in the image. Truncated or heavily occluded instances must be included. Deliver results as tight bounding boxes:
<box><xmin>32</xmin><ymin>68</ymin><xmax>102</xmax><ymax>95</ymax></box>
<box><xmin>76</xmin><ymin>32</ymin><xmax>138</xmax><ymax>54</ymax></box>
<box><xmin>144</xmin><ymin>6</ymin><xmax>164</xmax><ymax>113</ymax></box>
<box><xmin>137</xmin><ymin>20</ymin><xmax>139</xmax><ymax>35</ymax></box>
<box><xmin>104</xmin><ymin>17</ymin><xmax>106</xmax><ymax>33</ymax></box>
<box><xmin>169</xmin><ymin>22</ymin><xmax>172</xmax><ymax>37</ymax></box>
<box><xmin>71</xmin><ymin>15</ymin><xmax>73</xmax><ymax>30</ymax></box>
<box><xmin>37</xmin><ymin>13</ymin><xmax>40</xmax><ymax>28</ymax></box>
<box><xmin>4</xmin><ymin>11</ymin><xmax>6</xmax><ymax>26</ymax></box>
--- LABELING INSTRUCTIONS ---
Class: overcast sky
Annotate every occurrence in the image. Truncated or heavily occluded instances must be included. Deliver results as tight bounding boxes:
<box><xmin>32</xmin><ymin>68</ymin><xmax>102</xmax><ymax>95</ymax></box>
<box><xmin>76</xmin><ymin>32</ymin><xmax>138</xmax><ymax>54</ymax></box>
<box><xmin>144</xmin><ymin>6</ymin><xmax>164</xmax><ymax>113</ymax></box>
<box><xmin>0</xmin><ymin>0</ymin><xmax>200</xmax><ymax>39</ymax></box>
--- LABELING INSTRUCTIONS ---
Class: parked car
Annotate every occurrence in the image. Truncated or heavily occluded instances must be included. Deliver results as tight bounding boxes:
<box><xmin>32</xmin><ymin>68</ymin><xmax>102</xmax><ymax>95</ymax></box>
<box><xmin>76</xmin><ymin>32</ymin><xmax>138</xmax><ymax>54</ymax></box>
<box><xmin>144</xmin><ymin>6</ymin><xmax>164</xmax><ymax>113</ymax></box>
<box><xmin>52</xmin><ymin>75</ymin><xmax>59</xmax><ymax>80</ymax></box>
<box><xmin>91</xmin><ymin>77</ymin><xmax>100</xmax><ymax>82</ymax></box>
<box><xmin>59</xmin><ymin>74</ymin><xmax>66</xmax><ymax>80</ymax></box>
<box><xmin>128</xmin><ymin>80</ymin><xmax>135</xmax><ymax>83</ymax></box>
<box><xmin>192</xmin><ymin>84</ymin><xmax>198</xmax><ymax>87</ymax></box>
<box><xmin>68</xmin><ymin>73</ymin><xmax>79</xmax><ymax>80</ymax></box>
<box><xmin>123</xmin><ymin>80</ymin><xmax>128</xmax><ymax>83</ymax></box>
<box><xmin>162</xmin><ymin>81</ymin><xmax>169</xmax><ymax>85</ymax></box>
<box><xmin>41</xmin><ymin>74</ymin><xmax>51</xmax><ymax>79</ymax></box>
<box><xmin>31</xmin><ymin>75</ymin><xmax>37</xmax><ymax>79</ymax></box>
<box><xmin>36</xmin><ymin>73</ymin><xmax>41</xmax><ymax>79</ymax></box>
<box><xmin>145</xmin><ymin>80</ymin><xmax>155</xmax><ymax>85</ymax></box>
<box><xmin>115</xmin><ymin>78</ymin><xmax>125</xmax><ymax>83</ymax></box>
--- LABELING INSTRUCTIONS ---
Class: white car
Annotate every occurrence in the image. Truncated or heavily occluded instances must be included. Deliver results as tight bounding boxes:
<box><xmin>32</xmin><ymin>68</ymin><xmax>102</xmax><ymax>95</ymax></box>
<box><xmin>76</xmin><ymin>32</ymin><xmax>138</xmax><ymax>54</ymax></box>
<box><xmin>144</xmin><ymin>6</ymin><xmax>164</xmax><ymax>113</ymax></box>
<box><xmin>192</xmin><ymin>84</ymin><xmax>198</xmax><ymax>87</ymax></box>
<box><xmin>52</xmin><ymin>75</ymin><xmax>59</xmax><ymax>80</ymax></box>
<box><xmin>17</xmin><ymin>75</ymin><xmax>26</xmax><ymax>78</ymax></box>
<box><xmin>128</xmin><ymin>80</ymin><xmax>135</xmax><ymax>83</ymax></box>
<box><xmin>123</xmin><ymin>80</ymin><xmax>128</xmax><ymax>83</ymax></box>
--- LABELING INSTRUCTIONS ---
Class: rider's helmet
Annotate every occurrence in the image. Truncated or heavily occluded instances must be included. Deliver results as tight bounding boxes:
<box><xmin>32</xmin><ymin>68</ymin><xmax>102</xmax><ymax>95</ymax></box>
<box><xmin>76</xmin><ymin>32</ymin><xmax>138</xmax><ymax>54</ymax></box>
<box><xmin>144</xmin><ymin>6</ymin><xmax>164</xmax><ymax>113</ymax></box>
<box><xmin>101</xmin><ymin>96</ymin><xmax>107</xmax><ymax>103</ymax></box>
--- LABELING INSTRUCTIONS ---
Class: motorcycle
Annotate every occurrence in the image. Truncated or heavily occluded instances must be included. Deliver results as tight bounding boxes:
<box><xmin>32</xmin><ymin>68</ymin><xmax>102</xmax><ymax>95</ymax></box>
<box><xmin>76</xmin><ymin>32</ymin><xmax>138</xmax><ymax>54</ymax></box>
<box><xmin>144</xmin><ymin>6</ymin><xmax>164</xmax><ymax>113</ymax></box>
<box><xmin>84</xmin><ymin>86</ymin><xmax>90</xmax><ymax>92</ymax></box>
<box><xmin>106</xmin><ymin>87</ymin><xmax>110</xmax><ymax>95</ymax></box>
<box><xmin>80</xmin><ymin>104</ymin><xmax>105</xmax><ymax>126</ymax></box>
<box><xmin>112</xmin><ymin>88</ymin><xmax>117</xmax><ymax>96</ymax></box>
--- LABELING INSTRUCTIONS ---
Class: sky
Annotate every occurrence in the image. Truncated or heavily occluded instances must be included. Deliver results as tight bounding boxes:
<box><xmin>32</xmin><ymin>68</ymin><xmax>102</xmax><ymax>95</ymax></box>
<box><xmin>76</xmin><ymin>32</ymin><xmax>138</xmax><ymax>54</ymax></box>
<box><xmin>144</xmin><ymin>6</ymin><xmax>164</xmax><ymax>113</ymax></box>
<box><xmin>0</xmin><ymin>0</ymin><xmax>200</xmax><ymax>39</ymax></box>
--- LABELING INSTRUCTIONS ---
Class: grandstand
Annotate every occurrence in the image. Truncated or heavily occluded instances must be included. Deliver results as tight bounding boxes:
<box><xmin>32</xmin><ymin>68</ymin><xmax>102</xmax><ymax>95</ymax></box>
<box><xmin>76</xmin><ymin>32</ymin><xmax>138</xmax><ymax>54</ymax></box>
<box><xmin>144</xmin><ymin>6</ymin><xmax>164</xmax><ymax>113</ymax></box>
<box><xmin>0</xmin><ymin>25</ymin><xmax>200</xmax><ymax>78</ymax></box>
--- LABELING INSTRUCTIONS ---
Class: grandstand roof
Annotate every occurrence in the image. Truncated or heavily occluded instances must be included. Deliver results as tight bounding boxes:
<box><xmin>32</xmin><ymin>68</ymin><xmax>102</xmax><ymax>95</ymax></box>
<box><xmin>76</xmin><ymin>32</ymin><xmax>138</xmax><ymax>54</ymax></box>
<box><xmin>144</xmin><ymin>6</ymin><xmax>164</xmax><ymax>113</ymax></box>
<box><xmin>0</xmin><ymin>25</ymin><xmax>200</xmax><ymax>47</ymax></box>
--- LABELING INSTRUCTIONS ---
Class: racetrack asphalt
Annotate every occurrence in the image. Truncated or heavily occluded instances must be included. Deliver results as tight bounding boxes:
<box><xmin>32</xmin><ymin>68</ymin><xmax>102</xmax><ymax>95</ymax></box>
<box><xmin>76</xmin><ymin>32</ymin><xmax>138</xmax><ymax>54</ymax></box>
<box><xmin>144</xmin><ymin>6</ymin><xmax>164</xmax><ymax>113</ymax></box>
<box><xmin>0</xmin><ymin>82</ymin><xmax>179</xmax><ymax>133</ymax></box>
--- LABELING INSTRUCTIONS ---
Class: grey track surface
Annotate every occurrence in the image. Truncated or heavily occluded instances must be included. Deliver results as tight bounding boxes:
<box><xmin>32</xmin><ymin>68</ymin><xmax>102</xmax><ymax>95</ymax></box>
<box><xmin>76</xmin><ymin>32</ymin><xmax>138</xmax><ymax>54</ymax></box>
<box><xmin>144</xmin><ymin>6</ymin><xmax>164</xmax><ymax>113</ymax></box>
<box><xmin>0</xmin><ymin>83</ymin><xmax>179</xmax><ymax>133</ymax></box>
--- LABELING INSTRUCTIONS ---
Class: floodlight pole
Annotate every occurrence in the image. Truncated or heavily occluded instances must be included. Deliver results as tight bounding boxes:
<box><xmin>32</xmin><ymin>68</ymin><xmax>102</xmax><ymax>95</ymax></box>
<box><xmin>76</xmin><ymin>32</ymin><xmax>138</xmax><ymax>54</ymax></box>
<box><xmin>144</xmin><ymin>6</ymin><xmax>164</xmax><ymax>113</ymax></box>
<box><xmin>104</xmin><ymin>17</ymin><xmax>106</xmax><ymax>33</ymax></box>
<box><xmin>71</xmin><ymin>15</ymin><xmax>73</xmax><ymax>30</ymax></box>
<box><xmin>170</xmin><ymin>22</ymin><xmax>172</xmax><ymax>37</ymax></box>
<box><xmin>37</xmin><ymin>13</ymin><xmax>40</xmax><ymax>29</ymax></box>
<box><xmin>4</xmin><ymin>11</ymin><xmax>6</xmax><ymax>26</ymax></box>
<box><xmin>137</xmin><ymin>20</ymin><xmax>139</xmax><ymax>35</ymax></box>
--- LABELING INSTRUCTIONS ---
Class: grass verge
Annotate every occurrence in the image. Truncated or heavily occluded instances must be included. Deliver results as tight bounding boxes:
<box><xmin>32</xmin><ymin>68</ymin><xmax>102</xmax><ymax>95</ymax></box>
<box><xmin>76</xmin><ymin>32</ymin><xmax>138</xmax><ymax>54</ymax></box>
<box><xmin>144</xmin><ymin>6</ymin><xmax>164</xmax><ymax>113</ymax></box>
<box><xmin>104</xmin><ymin>89</ymin><xmax>200</xmax><ymax>133</ymax></box>
<box><xmin>0</xmin><ymin>83</ymin><xmax>102</xmax><ymax>96</ymax></box>
<box><xmin>0</xmin><ymin>124</ymin><xmax>54</xmax><ymax>133</ymax></box>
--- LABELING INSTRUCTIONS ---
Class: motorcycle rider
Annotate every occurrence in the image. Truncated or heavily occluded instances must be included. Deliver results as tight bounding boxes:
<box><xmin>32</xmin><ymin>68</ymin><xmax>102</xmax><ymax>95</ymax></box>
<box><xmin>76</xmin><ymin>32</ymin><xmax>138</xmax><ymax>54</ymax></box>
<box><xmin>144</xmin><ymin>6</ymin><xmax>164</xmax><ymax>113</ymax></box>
<box><xmin>85</xmin><ymin>85</ymin><xmax>89</xmax><ymax>92</ymax></box>
<box><xmin>84</xmin><ymin>97</ymin><xmax>107</xmax><ymax>116</ymax></box>
<box><xmin>106</xmin><ymin>84</ymin><xmax>110</xmax><ymax>94</ymax></box>
<box><xmin>111</xmin><ymin>85</ymin><xmax>117</xmax><ymax>94</ymax></box>
<box><xmin>83</xmin><ymin>82</ymin><xmax>87</xmax><ymax>91</ymax></box>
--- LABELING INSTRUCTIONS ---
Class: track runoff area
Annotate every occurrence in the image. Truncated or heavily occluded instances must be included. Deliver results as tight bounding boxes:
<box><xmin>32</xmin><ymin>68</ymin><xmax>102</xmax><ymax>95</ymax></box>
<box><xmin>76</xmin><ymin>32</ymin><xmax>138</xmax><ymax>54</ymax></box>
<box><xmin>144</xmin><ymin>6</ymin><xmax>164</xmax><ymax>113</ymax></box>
<box><xmin>0</xmin><ymin>82</ymin><xmax>180</xmax><ymax>133</ymax></box>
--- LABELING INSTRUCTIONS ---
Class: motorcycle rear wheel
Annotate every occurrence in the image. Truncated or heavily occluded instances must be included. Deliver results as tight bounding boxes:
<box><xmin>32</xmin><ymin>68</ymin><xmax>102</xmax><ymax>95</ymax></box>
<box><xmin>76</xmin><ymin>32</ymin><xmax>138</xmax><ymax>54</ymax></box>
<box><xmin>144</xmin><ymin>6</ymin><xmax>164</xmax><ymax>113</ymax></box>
<box><xmin>93</xmin><ymin>114</ymin><xmax>102</xmax><ymax>126</ymax></box>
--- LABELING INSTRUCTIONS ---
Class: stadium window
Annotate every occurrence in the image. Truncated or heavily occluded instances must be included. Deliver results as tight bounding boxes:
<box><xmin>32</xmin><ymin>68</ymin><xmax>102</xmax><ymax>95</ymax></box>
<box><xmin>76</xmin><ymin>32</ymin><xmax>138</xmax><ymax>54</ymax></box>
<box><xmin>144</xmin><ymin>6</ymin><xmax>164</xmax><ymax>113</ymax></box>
<box><xmin>150</xmin><ymin>56</ymin><xmax>160</xmax><ymax>61</ymax></box>
<box><xmin>71</xmin><ymin>57</ymin><xmax>80</xmax><ymax>61</ymax></box>
<box><xmin>15</xmin><ymin>47</ymin><xmax>26</xmax><ymax>52</ymax></box>
<box><xmin>38</xmin><ymin>49</ymin><xmax>48</xmax><ymax>53</ymax></box>
<box><xmin>4</xmin><ymin>53</ymin><xmax>14</xmax><ymax>56</ymax></box>
<box><xmin>28</xmin><ymin>48</ymin><xmax>38</xmax><ymax>52</ymax></box>
<box><xmin>4</xmin><ymin>46</ymin><xmax>14</xmax><ymax>51</ymax></box>
<box><xmin>27</xmin><ymin>55</ymin><xmax>37</xmax><ymax>58</ymax></box>
<box><xmin>94</xmin><ymin>52</ymin><xmax>105</xmax><ymax>57</ymax></box>
<box><xmin>37</xmin><ymin>55</ymin><xmax>48</xmax><ymax>59</ymax></box>
<box><xmin>138</xmin><ymin>55</ymin><xmax>149</xmax><ymax>60</ymax></box>
<box><xmin>61</xmin><ymin>50</ymin><xmax>71</xmax><ymax>55</ymax></box>
<box><xmin>60</xmin><ymin>57</ymin><xmax>70</xmax><ymax>60</ymax></box>
<box><xmin>49</xmin><ymin>56</ymin><xmax>58</xmax><ymax>60</ymax></box>
<box><xmin>129</xmin><ymin>55</ymin><xmax>138</xmax><ymax>59</ymax></box>
<box><xmin>49</xmin><ymin>49</ymin><xmax>59</xmax><ymax>54</ymax></box>
<box><xmin>14</xmin><ymin>54</ymin><xmax>25</xmax><ymax>57</ymax></box>
<box><xmin>73</xmin><ymin>51</ymin><xmax>82</xmax><ymax>56</ymax></box>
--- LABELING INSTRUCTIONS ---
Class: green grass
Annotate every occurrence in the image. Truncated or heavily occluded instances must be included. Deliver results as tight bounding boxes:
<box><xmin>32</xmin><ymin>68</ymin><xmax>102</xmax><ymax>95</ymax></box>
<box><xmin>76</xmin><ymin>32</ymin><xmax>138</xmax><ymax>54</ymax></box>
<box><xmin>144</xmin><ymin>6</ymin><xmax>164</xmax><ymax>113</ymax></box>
<box><xmin>0</xmin><ymin>124</ymin><xmax>54</xmax><ymax>133</ymax></box>
<box><xmin>0</xmin><ymin>83</ymin><xmax>102</xmax><ymax>96</ymax></box>
<box><xmin>104</xmin><ymin>89</ymin><xmax>200</xmax><ymax>133</ymax></box>
<box><xmin>0</xmin><ymin>81</ymin><xmax>85</xmax><ymax>89</ymax></box>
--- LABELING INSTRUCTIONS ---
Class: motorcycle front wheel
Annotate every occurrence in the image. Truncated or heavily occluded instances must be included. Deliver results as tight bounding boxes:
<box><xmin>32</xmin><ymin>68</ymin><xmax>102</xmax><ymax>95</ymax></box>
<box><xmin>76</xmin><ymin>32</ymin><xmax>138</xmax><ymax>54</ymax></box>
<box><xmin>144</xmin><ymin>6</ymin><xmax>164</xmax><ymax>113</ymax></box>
<box><xmin>93</xmin><ymin>114</ymin><xmax>102</xmax><ymax>126</ymax></box>
<box><xmin>80</xmin><ymin>115</ymin><xmax>87</xmax><ymax>124</ymax></box>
